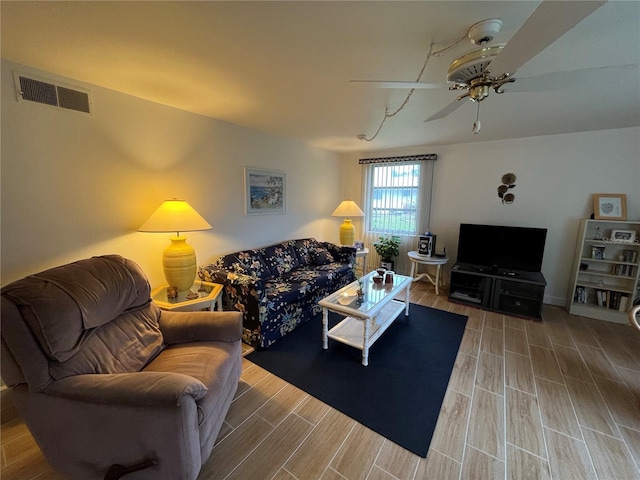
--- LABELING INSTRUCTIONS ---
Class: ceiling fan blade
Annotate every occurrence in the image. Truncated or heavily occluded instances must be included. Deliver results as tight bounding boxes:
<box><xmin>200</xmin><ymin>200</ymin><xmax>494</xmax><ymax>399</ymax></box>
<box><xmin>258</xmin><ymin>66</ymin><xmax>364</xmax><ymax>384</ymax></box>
<box><xmin>487</xmin><ymin>0</ymin><xmax>606</xmax><ymax>77</ymax></box>
<box><xmin>505</xmin><ymin>64</ymin><xmax>639</xmax><ymax>93</ymax></box>
<box><xmin>350</xmin><ymin>80</ymin><xmax>446</xmax><ymax>89</ymax></box>
<box><xmin>424</xmin><ymin>99</ymin><xmax>466</xmax><ymax>122</ymax></box>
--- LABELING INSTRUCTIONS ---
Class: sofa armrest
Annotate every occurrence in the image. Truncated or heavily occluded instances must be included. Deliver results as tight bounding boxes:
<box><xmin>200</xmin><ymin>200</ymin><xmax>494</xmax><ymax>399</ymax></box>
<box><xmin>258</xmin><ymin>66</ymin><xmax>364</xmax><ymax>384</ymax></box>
<box><xmin>44</xmin><ymin>372</ymin><xmax>207</xmax><ymax>406</ymax></box>
<box><xmin>198</xmin><ymin>265</ymin><xmax>265</xmax><ymax>346</ymax></box>
<box><xmin>159</xmin><ymin>310</ymin><xmax>242</xmax><ymax>344</ymax></box>
<box><xmin>322</xmin><ymin>242</ymin><xmax>357</xmax><ymax>265</ymax></box>
<box><xmin>199</xmin><ymin>266</ymin><xmax>264</xmax><ymax>296</ymax></box>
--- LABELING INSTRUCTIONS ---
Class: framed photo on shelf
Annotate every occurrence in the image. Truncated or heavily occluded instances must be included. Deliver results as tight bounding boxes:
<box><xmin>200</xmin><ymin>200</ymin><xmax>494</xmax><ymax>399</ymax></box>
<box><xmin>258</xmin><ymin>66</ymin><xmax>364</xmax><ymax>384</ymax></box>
<box><xmin>610</xmin><ymin>229</ymin><xmax>636</xmax><ymax>244</ymax></box>
<box><xmin>244</xmin><ymin>167</ymin><xmax>286</xmax><ymax>215</ymax></box>
<box><xmin>354</xmin><ymin>240</ymin><xmax>364</xmax><ymax>251</ymax></box>
<box><xmin>593</xmin><ymin>193</ymin><xmax>627</xmax><ymax>220</ymax></box>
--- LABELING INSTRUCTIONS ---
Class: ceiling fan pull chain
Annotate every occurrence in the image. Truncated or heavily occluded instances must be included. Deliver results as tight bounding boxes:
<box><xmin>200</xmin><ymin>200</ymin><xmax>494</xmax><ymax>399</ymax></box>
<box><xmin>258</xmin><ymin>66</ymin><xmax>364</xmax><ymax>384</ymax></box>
<box><xmin>385</xmin><ymin>42</ymin><xmax>435</xmax><ymax>118</ymax></box>
<box><xmin>359</xmin><ymin>34</ymin><xmax>466</xmax><ymax>142</ymax></box>
<box><xmin>472</xmin><ymin>102</ymin><xmax>481</xmax><ymax>134</ymax></box>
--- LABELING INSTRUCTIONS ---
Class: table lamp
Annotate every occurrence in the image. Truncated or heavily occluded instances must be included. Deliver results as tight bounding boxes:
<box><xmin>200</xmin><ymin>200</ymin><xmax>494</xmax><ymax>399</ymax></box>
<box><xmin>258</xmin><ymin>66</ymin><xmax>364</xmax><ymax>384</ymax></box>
<box><xmin>332</xmin><ymin>200</ymin><xmax>364</xmax><ymax>246</ymax></box>
<box><xmin>138</xmin><ymin>199</ymin><xmax>212</xmax><ymax>291</ymax></box>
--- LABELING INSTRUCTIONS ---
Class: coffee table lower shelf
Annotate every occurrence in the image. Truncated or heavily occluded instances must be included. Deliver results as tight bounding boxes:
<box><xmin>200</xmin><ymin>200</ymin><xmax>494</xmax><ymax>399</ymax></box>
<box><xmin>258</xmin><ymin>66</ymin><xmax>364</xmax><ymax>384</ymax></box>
<box><xmin>326</xmin><ymin>300</ymin><xmax>405</xmax><ymax>365</ymax></box>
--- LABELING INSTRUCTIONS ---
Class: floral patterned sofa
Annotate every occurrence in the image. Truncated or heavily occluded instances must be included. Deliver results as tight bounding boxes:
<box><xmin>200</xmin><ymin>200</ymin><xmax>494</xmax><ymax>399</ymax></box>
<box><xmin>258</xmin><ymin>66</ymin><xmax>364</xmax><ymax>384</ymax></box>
<box><xmin>198</xmin><ymin>238</ymin><xmax>356</xmax><ymax>349</ymax></box>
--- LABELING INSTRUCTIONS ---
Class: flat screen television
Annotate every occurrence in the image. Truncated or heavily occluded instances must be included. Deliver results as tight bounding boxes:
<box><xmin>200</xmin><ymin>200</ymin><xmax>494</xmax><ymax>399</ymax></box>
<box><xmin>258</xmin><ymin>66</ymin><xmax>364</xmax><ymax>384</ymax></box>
<box><xmin>456</xmin><ymin>223</ymin><xmax>547</xmax><ymax>273</ymax></box>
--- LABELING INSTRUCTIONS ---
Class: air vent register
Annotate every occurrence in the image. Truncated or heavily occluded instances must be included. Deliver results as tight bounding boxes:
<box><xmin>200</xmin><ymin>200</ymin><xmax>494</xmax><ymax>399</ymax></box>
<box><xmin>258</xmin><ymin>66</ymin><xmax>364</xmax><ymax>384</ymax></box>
<box><xmin>14</xmin><ymin>72</ymin><xmax>92</xmax><ymax>115</ymax></box>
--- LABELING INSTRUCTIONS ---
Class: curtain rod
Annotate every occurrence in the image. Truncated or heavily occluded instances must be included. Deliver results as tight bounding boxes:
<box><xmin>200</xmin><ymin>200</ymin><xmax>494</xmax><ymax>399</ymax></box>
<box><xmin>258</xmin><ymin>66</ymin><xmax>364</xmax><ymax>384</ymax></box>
<box><xmin>358</xmin><ymin>154</ymin><xmax>437</xmax><ymax>164</ymax></box>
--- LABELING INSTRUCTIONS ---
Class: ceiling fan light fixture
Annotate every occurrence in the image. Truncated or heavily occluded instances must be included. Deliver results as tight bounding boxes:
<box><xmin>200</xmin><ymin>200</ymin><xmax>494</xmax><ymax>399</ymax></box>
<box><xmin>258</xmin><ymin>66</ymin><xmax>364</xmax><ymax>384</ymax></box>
<box><xmin>470</xmin><ymin>84</ymin><xmax>490</xmax><ymax>102</ymax></box>
<box><xmin>468</xmin><ymin>18</ymin><xmax>503</xmax><ymax>45</ymax></box>
<box><xmin>447</xmin><ymin>45</ymin><xmax>504</xmax><ymax>85</ymax></box>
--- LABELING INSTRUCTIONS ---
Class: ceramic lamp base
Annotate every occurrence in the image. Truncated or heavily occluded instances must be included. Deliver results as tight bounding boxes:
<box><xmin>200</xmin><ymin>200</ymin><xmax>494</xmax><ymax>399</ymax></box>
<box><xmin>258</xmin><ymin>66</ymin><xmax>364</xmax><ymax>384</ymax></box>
<box><xmin>162</xmin><ymin>236</ymin><xmax>196</xmax><ymax>291</ymax></box>
<box><xmin>339</xmin><ymin>219</ymin><xmax>355</xmax><ymax>246</ymax></box>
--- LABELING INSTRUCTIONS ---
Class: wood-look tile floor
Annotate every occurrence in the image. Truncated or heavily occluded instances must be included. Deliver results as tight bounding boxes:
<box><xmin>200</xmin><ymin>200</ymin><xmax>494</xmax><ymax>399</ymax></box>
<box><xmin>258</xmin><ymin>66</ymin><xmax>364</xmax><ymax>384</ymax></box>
<box><xmin>2</xmin><ymin>281</ymin><xmax>640</xmax><ymax>479</ymax></box>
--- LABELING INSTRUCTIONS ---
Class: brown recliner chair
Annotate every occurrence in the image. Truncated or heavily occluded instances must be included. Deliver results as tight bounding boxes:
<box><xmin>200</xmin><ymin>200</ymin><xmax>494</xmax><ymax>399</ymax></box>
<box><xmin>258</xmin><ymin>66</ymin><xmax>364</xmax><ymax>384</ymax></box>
<box><xmin>1</xmin><ymin>255</ymin><xmax>243</xmax><ymax>480</ymax></box>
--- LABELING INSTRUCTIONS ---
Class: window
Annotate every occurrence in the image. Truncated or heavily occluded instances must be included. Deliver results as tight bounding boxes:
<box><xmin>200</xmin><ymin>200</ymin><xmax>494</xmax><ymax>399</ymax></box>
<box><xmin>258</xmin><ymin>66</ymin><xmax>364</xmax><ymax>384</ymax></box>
<box><xmin>369</xmin><ymin>163</ymin><xmax>420</xmax><ymax>235</ymax></box>
<box><xmin>361</xmin><ymin>155</ymin><xmax>435</xmax><ymax>238</ymax></box>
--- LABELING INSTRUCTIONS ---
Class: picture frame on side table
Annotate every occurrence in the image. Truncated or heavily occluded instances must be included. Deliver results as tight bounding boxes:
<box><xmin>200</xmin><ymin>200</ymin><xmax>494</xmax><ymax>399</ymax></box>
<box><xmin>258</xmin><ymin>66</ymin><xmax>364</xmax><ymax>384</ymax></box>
<box><xmin>244</xmin><ymin>167</ymin><xmax>286</xmax><ymax>215</ymax></box>
<box><xmin>593</xmin><ymin>193</ymin><xmax>627</xmax><ymax>220</ymax></box>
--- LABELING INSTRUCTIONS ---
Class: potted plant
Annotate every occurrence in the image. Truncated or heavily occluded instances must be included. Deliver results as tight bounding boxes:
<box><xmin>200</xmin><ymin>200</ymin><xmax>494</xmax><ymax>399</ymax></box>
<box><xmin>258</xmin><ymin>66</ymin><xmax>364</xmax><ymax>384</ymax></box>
<box><xmin>373</xmin><ymin>235</ymin><xmax>401</xmax><ymax>270</ymax></box>
<box><xmin>356</xmin><ymin>278</ymin><xmax>365</xmax><ymax>304</ymax></box>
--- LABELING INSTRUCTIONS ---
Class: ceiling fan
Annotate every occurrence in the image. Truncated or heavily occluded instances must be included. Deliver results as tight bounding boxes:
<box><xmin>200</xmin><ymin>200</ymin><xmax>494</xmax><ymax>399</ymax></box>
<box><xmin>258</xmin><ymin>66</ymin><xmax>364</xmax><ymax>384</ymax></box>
<box><xmin>353</xmin><ymin>1</ymin><xmax>637</xmax><ymax>134</ymax></box>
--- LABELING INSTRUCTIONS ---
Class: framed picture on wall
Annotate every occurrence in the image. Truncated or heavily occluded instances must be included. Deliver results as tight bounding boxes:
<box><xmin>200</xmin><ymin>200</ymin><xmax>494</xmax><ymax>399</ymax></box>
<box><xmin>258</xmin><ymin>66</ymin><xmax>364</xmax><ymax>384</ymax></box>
<box><xmin>244</xmin><ymin>167</ymin><xmax>286</xmax><ymax>215</ymax></box>
<box><xmin>593</xmin><ymin>193</ymin><xmax>627</xmax><ymax>220</ymax></box>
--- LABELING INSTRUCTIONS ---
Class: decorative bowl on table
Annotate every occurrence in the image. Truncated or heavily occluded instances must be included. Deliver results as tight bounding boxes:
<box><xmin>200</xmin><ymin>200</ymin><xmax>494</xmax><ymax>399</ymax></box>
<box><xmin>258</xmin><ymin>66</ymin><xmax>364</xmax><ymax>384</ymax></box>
<box><xmin>337</xmin><ymin>292</ymin><xmax>357</xmax><ymax>305</ymax></box>
<box><xmin>372</xmin><ymin>275</ymin><xmax>384</xmax><ymax>285</ymax></box>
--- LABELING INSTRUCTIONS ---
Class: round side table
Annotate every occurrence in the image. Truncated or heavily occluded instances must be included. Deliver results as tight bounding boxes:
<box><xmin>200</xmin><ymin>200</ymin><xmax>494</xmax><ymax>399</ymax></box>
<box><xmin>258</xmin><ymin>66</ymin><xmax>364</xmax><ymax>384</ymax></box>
<box><xmin>407</xmin><ymin>251</ymin><xmax>449</xmax><ymax>295</ymax></box>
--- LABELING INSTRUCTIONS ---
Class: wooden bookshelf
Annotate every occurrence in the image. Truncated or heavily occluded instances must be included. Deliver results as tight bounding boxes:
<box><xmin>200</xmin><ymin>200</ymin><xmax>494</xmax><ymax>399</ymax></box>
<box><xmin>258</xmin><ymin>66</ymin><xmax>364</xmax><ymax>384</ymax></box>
<box><xmin>567</xmin><ymin>219</ymin><xmax>640</xmax><ymax>323</ymax></box>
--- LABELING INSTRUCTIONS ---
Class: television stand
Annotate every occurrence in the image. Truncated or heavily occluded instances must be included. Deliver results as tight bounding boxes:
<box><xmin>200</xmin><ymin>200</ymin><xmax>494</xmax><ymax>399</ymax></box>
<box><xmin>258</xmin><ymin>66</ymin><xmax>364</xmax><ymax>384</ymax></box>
<box><xmin>470</xmin><ymin>265</ymin><xmax>497</xmax><ymax>274</ymax></box>
<box><xmin>449</xmin><ymin>263</ymin><xmax>546</xmax><ymax>319</ymax></box>
<box><xmin>501</xmin><ymin>271</ymin><xmax>519</xmax><ymax>277</ymax></box>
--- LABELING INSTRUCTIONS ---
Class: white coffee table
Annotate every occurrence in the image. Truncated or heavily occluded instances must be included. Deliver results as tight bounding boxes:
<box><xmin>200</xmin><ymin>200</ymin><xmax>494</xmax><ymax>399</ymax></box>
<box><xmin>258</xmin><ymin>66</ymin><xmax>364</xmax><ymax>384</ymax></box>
<box><xmin>319</xmin><ymin>270</ymin><xmax>412</xmax><ymax>366</ymax></box>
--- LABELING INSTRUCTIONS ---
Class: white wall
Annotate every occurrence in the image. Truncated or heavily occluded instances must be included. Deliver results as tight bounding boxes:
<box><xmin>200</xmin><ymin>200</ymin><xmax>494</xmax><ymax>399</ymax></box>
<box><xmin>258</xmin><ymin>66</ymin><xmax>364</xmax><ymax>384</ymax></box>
<box><xmin>3</xmin><ymin>59</ymin><xmax>639</xmax><ymax>309</ymax></box>
<box><xmin>341</xmin><ymin>128</ymin><xmax>640</xmax><ymax>306</ymax></box>
<box><xmin>1</xmin><ymin>61</ymin><xmax>343</xmax><ymax>287</ymax></box>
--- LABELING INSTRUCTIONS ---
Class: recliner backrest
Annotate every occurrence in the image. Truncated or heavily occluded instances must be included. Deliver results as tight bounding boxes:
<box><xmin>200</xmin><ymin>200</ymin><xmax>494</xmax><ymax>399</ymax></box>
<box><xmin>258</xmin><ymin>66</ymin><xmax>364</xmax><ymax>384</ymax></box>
<box><xmin>1</xmin><ymin>255</ymin><xmax>165</xmax><ymax>392</ymax></box>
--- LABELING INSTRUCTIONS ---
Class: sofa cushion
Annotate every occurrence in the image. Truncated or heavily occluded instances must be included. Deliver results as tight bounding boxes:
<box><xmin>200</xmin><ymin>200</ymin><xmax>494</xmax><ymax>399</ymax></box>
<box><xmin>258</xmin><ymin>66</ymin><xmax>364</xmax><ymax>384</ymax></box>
<box><xmin>310</xmin><ymin>246</ymin><xmax>335</xmax><ymax>265</ymax></box>
<box><xmin>291</xmin><ymin>238</ymin><xmax>318</xmax><ymax>266</ymax></box>
<box><xmin>263</xmin><ymin>243</ymin><xmax>300</xmax><ymax>277</ymax></box>
<box><xmin>290</xmin><ymin>264</ymin><xmax>354</xmax><ymax>290</ymax></box>
<box><xmin>215</xmin><ymin>249</ymin><xmax>272</xmax><ymax>281</ymax></box>
<box><xmin>264</xmin><ymin>279</ymin><xmax>309</xmax><ymax>305</ymax></box>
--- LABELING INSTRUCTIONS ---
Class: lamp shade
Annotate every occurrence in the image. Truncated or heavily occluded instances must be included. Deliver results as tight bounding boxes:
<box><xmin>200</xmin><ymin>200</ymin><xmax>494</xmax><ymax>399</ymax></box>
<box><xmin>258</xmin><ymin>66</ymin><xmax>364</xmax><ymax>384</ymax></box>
<box><xmin>139</xmin><ymin>199</ymin><xmax>212</xmax><ymax>291</ymax></box>
<box><xmin>331</xmin><ymin>200</ymin><xmax>364</xmax><ymax>246</ymax></box>
<box><xmin>331</xmin><ymin>200</ymin><xmax>364</xmax><ymax>218</ymax></box>
<box><xmin>138</xmin><ymin>199</ymin><xmax>212</xmax><ymax>234</ymax></box>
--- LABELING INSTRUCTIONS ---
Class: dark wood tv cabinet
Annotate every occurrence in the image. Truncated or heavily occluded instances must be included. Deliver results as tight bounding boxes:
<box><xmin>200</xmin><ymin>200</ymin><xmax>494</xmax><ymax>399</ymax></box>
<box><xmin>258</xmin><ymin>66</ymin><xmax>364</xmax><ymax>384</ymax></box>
<box><xmin>449</xmin><ymin>263</ymin><xmax>546</xmax><ymax>319</ymax></box>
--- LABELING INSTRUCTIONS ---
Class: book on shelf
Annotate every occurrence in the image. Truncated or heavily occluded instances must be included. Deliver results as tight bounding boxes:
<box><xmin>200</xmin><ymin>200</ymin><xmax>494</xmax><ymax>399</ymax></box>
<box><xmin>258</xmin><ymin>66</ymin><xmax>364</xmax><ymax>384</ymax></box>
<box><xmin>622</xmin><ymin>249</ymin><xmax>638</xmax><ymax>263</ymax></box>
<box><xmin>610</xmin><ymin>291</ymin><xmax>619</xmax><ymax>310</ymax></box>
<box><xmin>618</xmin><ymin>295</ymin><xmax>629</xmax><ymax>312</ymax></box>
<box><xmin>611</xmin><ymin>264</ymin><xmax>636</xmax><ymax>277</ymax></box>
<box><xmin>596</xmin><ymin>290</ymin><xmax>605</xmax><ymax>307</ymax></box>
<box><xmin>594</xmin><ymin>290</ymin><xmax>629</xmax><ymax>310</ymax></box>
<box><xmin>574</xmin><ymin>286</ymin><xmax>586</xmax><ymax>304</ymax></box>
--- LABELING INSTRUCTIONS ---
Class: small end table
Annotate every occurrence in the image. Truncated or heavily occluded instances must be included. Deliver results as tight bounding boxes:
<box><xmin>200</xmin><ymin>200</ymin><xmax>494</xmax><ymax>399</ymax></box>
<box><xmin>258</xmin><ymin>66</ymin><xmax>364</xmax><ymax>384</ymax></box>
<box><xmin>407</xmin><ymin>251</ymin><xmax>449</xmax><ymax>295</ymax></box>
<box><xmin>151</xmin><ymin>280</ymin><xmax>223</xmax><ymax>312</ymax></box>
<box><xmin>355</xmin><ymin>247</ymin><xmax>369</xmax><ymax>276</ymax></box>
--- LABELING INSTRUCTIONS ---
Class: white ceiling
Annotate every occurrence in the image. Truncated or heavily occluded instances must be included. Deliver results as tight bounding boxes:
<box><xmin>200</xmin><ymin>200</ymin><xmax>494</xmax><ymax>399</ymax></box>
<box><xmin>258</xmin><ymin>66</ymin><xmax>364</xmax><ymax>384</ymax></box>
<box><xmin>2</xmin><ymin>1</ymin><xmax>639</xmax><ymax>153</ymax></box>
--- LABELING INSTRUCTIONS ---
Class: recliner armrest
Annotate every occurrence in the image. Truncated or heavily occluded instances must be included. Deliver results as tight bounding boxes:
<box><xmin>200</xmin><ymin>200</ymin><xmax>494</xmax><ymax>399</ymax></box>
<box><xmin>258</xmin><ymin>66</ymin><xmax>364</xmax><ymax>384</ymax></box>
<box><xmin>159</xmin><ymin>310</ymin><xmax>243</xmax><ymax>344</ymax></box>
<box><xmin>44</xmin><ymin>372</ymin><xmax>207</xmax><ymax>406</ymax></box>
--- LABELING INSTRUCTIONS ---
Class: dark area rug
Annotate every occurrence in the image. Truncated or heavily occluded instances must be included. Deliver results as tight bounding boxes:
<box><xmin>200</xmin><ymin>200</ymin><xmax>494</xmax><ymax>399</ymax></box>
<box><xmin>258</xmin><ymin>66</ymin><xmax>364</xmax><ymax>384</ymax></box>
<box><xmin>246</xmin><ymin>303</ymin><xmax>468</xmax><ymax>457</ymax></box>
